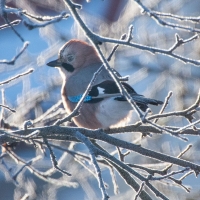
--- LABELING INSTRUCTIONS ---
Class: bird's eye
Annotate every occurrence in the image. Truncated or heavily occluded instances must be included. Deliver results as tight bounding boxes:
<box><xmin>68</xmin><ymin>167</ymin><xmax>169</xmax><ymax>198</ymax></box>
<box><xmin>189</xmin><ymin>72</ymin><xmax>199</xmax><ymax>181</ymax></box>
<box><xmin>67</xmin><ymin>55</ymin><xmax>74</xmax><ymax>62</ymax></box>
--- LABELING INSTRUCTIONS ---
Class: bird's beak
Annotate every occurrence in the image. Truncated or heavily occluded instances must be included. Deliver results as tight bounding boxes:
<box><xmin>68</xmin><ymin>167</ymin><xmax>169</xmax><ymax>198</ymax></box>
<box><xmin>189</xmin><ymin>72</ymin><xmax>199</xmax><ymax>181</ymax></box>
<box><xmin>46</xmin><ymin>59</ymin><xmax>62</xmax><ymax>67</ymax></box>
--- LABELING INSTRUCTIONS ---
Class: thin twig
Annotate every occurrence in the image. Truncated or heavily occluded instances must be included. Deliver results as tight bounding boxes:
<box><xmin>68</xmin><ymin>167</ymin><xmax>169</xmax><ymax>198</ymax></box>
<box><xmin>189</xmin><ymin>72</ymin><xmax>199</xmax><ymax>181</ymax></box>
<box><xmin>0</xmin><ymin>68</ymin><xmax>33</xmax><ymax>85</ymax></box>
<box><xmin>154</xmin><ymin>91</ymin><xmax>173</xmax><ymax>123</ymax></box>
<box><xmin>33</xmin><ymin>100</ymin><xmax>63</xmax><ymax>125</ymax></box>
<box><xmin>75</xmin><ymin>131</ymin><xmax>109</xmax><ymax>200</ymax></box>
<box><xmin>180</xmin><ymin>171</ymin><xmax>194</xmax><ymax>181</ymax></box>
<box><xmin>127</xmin><ymin>25</ymin><xmax>134</xmax><ymax>42</ymax></box>
<box><xmin>116</xmin><ymin>146</ymin><xmax>130</xmax><ymax>162</ymax></box>
<box><xmin>169</xmin><ymin>34</ymin><xmax>199</xmax><ymax>52</ymax></box>
<box><xmin>146</xmin><ymin>119</ymin><xmax>188</xmax><ymax>141</ymax></box>
<box><xmin>108</xmin><ymin>160</ymin><xmax>152</xmax><ymax>200</ymax></box>
<box><xmin>168</xmin><ymin>176</ymin><xmax>191</xmax><ymax>193</ymax></box>
<box><xmin>3</xmin><ymin>15</ymin><xmax>24</xmax><ymax>42</ymax></box>
<box><xmin>95</xmin><ymin>144</ymin><xmax>168</xmax><ymax>199</ymax></box>
<box><xmin>150</xmin><ymin>168</ymin><xmax>190</xmax><ymax>181</ymax></box>
<box><xmin>96</xmin><ymin>44</ymin><xmax>145</xmax><ymax>120</ymax></box>
<box><xmin>148</xmin><ymin>91</ymin><xmax>200</xmax><ymax>121</ymax></box>
<box><xmin>22</xmin><ymin>10</ymin><xmax>68</xmax><ymax>22</ymax></box>
<box><xmin>0</xmin><ymin>89</ymin><xmax>5</xmax><ymax>120</ymax></box>
<box><xmin>6</xmin><ymin>149</ymin><xmax>76</xmax><ymax>187</ymax></box>
<box><xmin>0</xmin><ymin>158</ymin><xmax>18</xmax><ymax>185</ymax></box>
<box><xmin>150</xmin><ymin>11</ymin><xmax>200</xmax><ymax>23</ymax></box>
<box><xmin>0</xmin><ymin>42</ymin><xmax>29</xmax><ymax>65</ymax></box>
<box><xmin>23</xmin><ymin>12</ymin><xmax>69</xmax><ymax>30</ymax></box>
<box><xmin>12</xmin><ymin>155</ymin><xmax>42</xmax><ymax>180</ymax></box>
<box><xmin>134</xmin><ymin>182</ymin><xmax>145</xmax><ymax>200</ymax></box>
<box><xmin>162</xmin><ymin>144</ymin><xmax>193</xmax><ymax>173</ymax></box>
<box><xmin>174</xmin><ymin>119</ymin><xmax>200</xmax><ymax>133</ymax></box>
<box><xmin>107</xmin><ymin>33</ymin><xmax>126</xmax><ymax>62</ymax></box>
<box><xmin>134</xmin><ymin>0</ymin><xmax>200</xmax><ymax>33</ymax></box>
<box><xmin>108</xmin><ymin>165</ymin><xmax>119</xmax><ymax>195</ymax></box>
<box><xmin>0</xmin><ymin>104</ymin><xmax>16</xmax><ymax>113</ymax></box>
<box><xmin>43</xmin><ymin>137</ymin><xmax>71</xmax><ymax>176</ymax></box>
<box><xmin>0</xmin><ymin>19</ymin><xmax>20</xmax><ymax>30</ymax></box>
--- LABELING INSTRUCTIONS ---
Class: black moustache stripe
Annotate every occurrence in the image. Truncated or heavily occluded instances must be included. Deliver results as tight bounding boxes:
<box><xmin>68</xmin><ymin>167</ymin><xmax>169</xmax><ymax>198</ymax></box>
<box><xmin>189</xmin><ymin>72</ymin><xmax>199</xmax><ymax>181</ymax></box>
<box><xmin>62</xmin><ymin>63</ymin><xmax>75</xmax><ymax>72</ymax></box>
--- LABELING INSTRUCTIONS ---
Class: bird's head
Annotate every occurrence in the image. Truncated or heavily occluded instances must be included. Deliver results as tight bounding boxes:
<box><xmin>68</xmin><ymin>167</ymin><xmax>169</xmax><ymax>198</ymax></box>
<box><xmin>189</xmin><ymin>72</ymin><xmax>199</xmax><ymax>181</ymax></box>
<box><xmin>47</xmin><ymin>39</ymin><xmax>101</xmax><ymax>79</ymax></box>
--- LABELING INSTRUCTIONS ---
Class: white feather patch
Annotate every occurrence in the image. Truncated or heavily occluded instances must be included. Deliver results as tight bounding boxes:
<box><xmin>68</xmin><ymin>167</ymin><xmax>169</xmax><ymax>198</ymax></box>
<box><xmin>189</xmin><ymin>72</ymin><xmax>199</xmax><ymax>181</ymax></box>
<box><xmin>97</xmin><ymin>87</ymin><xmax>105</xmax><ymax>94</ymax></box>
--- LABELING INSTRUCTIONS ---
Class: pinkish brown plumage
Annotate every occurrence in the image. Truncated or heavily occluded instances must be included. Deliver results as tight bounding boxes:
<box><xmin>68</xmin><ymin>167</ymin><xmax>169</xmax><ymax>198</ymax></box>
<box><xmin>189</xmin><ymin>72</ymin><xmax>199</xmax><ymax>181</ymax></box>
<box><xmin>61</xmin><ymin>83</ymin><xmax>102</xmax><ymax>129</ymax></box>
<box><xmin>47</xmin><ymin>39</ymin><xmax>163</xmax><ymax>129</ymax></box>
<box><xmin>59</xmin><ymin>39</ymin><xmax>101</xmax><ymax>69</ymax></box>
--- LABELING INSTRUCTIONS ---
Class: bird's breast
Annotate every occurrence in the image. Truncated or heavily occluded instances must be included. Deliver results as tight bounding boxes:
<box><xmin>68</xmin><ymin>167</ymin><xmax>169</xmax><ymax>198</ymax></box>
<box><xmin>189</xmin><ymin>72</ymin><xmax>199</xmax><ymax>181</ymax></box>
<box><xmin>95</xmin><ymin>97</ymin><xmax>133</xmax><ymax>128</ymax></box>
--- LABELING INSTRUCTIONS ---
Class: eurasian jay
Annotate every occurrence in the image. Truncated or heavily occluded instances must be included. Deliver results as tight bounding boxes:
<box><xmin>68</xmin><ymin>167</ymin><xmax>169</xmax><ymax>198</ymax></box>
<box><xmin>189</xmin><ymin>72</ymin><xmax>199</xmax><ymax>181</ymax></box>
<box><xmin>47</xmin><ymin>39</ymin><xmax>163</xmax><ymax>129</ymax></box>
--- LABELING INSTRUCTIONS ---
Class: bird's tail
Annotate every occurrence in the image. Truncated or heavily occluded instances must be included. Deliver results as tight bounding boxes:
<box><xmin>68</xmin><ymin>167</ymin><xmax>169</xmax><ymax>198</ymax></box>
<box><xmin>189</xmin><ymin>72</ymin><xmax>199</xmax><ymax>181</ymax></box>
<box><xmin>131</xmin><ymin>95</ymin><xmax>163</xmax><ymax>112</ymax></box>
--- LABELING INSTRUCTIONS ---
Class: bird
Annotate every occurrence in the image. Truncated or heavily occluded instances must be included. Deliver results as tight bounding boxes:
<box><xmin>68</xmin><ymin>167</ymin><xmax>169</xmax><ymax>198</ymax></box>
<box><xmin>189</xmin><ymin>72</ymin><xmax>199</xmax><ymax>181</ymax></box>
<box><xmin>47</xmin><ymin>39</ymin><xmax>163</xmax><ymax>129</ymax></box>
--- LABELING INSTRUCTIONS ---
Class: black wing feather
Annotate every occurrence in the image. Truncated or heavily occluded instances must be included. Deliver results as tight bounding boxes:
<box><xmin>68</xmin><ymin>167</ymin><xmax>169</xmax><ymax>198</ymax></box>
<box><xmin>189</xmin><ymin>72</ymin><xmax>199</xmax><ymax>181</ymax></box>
<box><xmin>89</xmin><ymin>81</ymin><xmax>137</xmax><ymax>96</ymax></box>
<box><xmin>87</xmin><ymin>80</ymin><xmax>163</xmax><ymax>111</ymax></box>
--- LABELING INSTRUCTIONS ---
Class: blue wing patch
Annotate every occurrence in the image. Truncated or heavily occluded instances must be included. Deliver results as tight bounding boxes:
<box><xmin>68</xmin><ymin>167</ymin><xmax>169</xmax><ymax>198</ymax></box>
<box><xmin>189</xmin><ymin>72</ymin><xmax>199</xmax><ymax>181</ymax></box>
<box><xmin>68</xmin><ymin>95</ymin><xmax>92</xmax><ymax>103</ymax></box>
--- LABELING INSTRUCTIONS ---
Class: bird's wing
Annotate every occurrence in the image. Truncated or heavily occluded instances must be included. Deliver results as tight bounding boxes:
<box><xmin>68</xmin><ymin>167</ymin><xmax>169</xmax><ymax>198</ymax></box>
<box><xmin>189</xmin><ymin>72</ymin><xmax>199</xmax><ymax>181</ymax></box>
<box><xmin>88</xmin><ymin>80</ymin><xmax>137</xmax><ymax>97</ymax></box>
<box><xmin>87</xmin><ymin>80</ymin><xmax>141</xmax><ymax>103</ymax></box>
<box><xmin>87</xmin><ymin>80</ymin><xmax>163</xmax><ymax>111</ymax></box>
